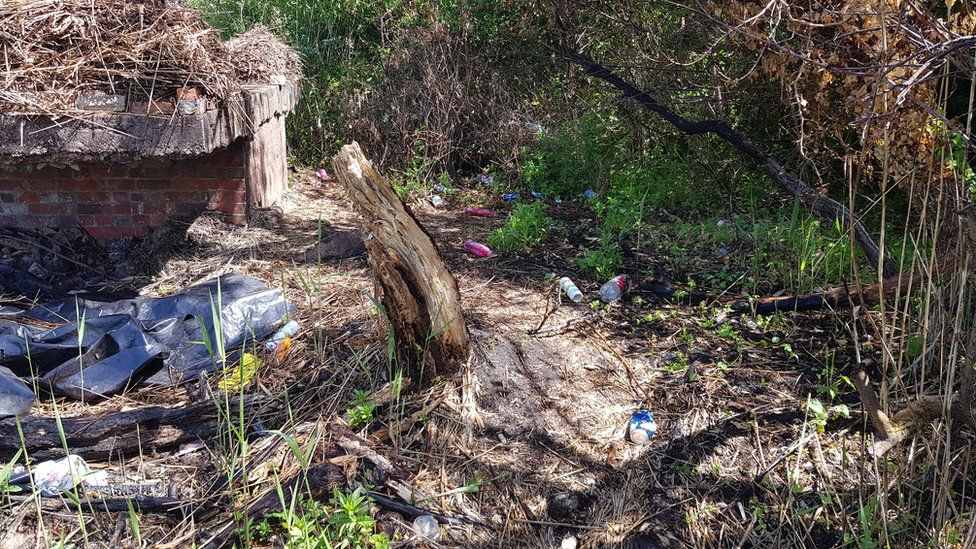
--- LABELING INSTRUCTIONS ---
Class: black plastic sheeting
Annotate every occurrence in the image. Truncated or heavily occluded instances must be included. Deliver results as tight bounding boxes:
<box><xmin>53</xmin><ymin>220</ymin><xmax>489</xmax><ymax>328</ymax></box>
<box><xmin>0</xmin><ymin>274</ymin><xmax>294</xmax><ymax>418</ymax></box>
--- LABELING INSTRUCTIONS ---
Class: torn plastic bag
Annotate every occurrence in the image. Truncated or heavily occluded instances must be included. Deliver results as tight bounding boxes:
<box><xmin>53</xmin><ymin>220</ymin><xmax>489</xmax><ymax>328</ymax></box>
<box><xmin>0</xmin><ymin>274</ymin><xmax>294</xmax><ymax>415</ymax></box>
<box><xmin>0</xmin><ymin>365</ymin><xmax>34</xmax><ymax>418</ymax></box>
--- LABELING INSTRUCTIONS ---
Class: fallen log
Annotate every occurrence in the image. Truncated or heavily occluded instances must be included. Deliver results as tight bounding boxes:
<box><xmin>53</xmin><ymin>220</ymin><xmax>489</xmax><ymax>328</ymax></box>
<box><xmin>638</xmin><ymin>266</ymin><xmax>926</xmax><ymax>315</ymax></box>
<box><xmin>332</xmin><ymin>142</ymin><xmax>471</xmax><ymax>385</ymax></box>
<box><xmin>6</xmin><ymin>494</ymin><xmax>192</xmax><ymax>516</ymax></box>
<box><xmin>564</xmin><ymin>50</ymin><xmax>898</xmax><ymax>278</ymax></box>
<box><xmin>0</xmin><ymin>400</ymin><xmax>244</xmax><ymax>462</ymax></box>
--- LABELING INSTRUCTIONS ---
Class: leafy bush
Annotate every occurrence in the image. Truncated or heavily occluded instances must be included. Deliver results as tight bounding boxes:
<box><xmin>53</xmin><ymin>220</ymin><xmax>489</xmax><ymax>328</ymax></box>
<box><xmin>488</xmin><ymin>202</ymin><xmax>556</xmax><ymax>252</ymax></box>
<box><xmin>578</xmin><ymin>237</ymin><xmax>622</xmax><ymax>280</ymax></box>
<box><xmin>192</xmin><ymin>0</ymin><xmax>552</xmax><ymax>170</ymax></box>
<box><xmin>262</xmin><ymin>488</ymin><xmax>389</xmax><ymax>548</ymax></box>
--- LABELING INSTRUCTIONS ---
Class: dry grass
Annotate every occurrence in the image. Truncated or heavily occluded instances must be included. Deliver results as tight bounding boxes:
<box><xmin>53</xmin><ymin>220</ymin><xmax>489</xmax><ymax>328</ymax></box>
<box><xmin>226</xmin><ymin>25</ymin><xmax>302</xmax><ymax>84</ymax></box>
<box><xmin>3</xmin><ymin>170</ymin><xmax>974</xmax><ymax>548</ymax></box>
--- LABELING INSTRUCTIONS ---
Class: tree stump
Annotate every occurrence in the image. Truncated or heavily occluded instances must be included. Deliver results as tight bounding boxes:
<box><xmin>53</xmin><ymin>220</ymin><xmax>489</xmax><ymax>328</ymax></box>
<box><xmin>332</xmin><ymin>143</ymin><xmax>471</xmax><ymax>384</ymax></box>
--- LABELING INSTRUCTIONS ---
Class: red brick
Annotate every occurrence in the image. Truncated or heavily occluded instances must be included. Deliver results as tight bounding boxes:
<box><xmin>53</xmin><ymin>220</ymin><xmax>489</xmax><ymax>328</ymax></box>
<box><xmin>28</xmin><ymin>203</ymin><xmax>65</xmax><ymax>214</ymax></box>
<box><xmin>78</xmin><ymin>191</ymin><xmax>107</xmax><ymax>203</ymax></box>
<box><xmin>86</xmin><ymin>226</ymin><xmax>134</xmax><ymax>241</ymax></box>
<box><xmin>175</xmin><ymin>203</ymin><xmax>204</xmax><ymax>214</ymax></box>
<box><xmin>227</xmin><ymin>212</ymin><xmax>247</xmax><ymax>225</ymax></box>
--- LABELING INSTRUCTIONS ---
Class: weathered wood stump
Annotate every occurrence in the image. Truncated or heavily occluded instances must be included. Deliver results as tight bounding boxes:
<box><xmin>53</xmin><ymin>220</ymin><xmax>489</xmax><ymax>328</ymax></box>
<box><xmin>332</xmin><ymin>143</ymin><xmax>470</xmax><ymax>385</ymax></box>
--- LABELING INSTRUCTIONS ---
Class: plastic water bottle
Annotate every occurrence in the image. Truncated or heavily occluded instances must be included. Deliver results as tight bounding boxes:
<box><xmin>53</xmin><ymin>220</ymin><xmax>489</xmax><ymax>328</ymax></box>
<box><xmin>464</xmin><ymin>207</ymin><xmax>496</xmax><ymax>218</ymax></box>
<box><xmin>531</xmin><ymin>190</ymin><xmax>544</xmax><ymax>200</ymax></box>
<box><xmin>502</xmin><ymin>193</ymin><xmax>520</xmax><ymax>201</ymax></box>
<box><xmin>558</xmin><ymin>277</ymin><xmax>583</xmax><ymax>303</ymax></box>
<box><xmin>412</xmin><ymin>515</ymin><xmax>440</xmax><ymax>541</ymax></box>
<box><xmin>599</xmin><ymin>275</ymin><xmax>629</xmax><ymax>303</ymax></box>
<box><xmin>627</xmin><ymin>410</ymin><xmax>657</xmax><ymax>445</ymax></box>
<box><xmin>584</xmin><ymin>189</ymin><xmax>598</xmax><ymax>200</ymax></box>
<box><xmin>32</xmin><ymin>455</ymin><xmax>91</xmax><ymax>496</ymax></box>
<box><xmin>464</xmin><ymin>240</ymin><xmax>493</xmax><ymax>258</ymax></box>
<box><xmin>265</xmin><ymin>320</ymin><xmax>300</xmax><ymax>351</ymax></box>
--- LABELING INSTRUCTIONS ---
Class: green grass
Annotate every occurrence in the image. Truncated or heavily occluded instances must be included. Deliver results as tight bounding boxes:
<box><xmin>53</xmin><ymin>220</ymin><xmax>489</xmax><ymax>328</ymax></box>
<box><xmin>487</xmin><ymin>202</ymin><xmax>557</xmax><ymax>253</ymax></box>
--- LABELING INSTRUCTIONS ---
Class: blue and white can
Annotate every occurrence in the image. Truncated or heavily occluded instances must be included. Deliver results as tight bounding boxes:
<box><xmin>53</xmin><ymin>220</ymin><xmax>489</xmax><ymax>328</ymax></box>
<box><xmin>627</xmin><ymin>410</ymin><xmax>657</xmax><ymax>445</ymax></box>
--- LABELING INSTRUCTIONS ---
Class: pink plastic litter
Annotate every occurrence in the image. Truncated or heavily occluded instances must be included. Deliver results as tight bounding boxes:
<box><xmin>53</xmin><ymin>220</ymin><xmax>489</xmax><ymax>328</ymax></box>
<box><xmin>464</xmin><ymin>239</ymin><xmax>493</xmax><ymax>258</ymax></box>
<box><xmin>464</xmin><ymin>207</ymin><xmax>496</xmax><ymax>218</ymax></box>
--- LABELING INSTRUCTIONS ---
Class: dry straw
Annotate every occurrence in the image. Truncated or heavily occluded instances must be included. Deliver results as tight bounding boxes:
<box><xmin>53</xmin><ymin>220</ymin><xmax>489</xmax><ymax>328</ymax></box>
<box><xmin>226</xmin><ymin>24</ymin><xmax>302</xmax><ymax>85</ymax></box>
<box><xmin>0</xmin><ymin>0</ymin><xmax>236</xmax><ymax>114</ymax></box>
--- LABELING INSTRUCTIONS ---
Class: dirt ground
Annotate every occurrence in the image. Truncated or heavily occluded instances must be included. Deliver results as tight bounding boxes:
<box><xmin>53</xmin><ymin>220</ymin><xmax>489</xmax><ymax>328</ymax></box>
<box><xmin>0</xmin><ymin>172</ymin><xmax>877</xmax><ymax>548</ymax></box>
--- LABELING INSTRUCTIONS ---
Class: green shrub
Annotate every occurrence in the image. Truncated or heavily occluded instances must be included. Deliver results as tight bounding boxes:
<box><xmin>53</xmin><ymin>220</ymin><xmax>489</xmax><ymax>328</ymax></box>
<box><xmin>488</xmin><ymin>202</ymin><xmax>556</xmax><ymax>252</ymax></box>
<box><xmin>578</xmin><ymin>237</ymin><xmax>622</xmax><ymax>280</ymax></box>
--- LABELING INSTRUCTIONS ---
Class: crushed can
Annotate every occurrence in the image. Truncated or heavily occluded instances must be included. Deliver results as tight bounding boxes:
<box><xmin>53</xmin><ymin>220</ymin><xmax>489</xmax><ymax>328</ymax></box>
<box><xmin>627</xmin><ymin>410</ymin><xmax>657</xmax><ymax>445</ymax></box>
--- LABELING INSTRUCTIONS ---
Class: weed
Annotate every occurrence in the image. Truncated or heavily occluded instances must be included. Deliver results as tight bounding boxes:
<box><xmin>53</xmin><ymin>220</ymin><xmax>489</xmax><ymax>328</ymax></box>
<box><xmin>347</xmin><ymin>390</ymin><xmax>377</xmax><ymax>428</ymax></box>
<box><xmin>488</xmin><ymin>202</ymin><xmax>557</xmax><ymax>252</ymax></box>
<box><xmin>578</xmin><ymin>238</ymin><xmax>622</xmax><ymax>279</ymax></box>
<box><xmin>805</xmin><ymin>396</ymin><xmax>850</xmax><ymax>433</ymax></box>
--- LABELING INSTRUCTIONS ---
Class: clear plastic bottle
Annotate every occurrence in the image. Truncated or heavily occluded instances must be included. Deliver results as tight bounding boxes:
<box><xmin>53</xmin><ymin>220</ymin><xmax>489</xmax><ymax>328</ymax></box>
<box><xmin>412</xmin><ymin>515</ymin><xmax>440</xmax><ymax>541</ymax></box>
<box><xmin>265</xmin><ymin>320</ymin><xmax>300</xmax><ymax>351</ymax></box>
<box><xmin>464</xmin><ymin>239</ymin><xmax>493</xmax><ymax>258</ymax></box>
<box><xmin>599</xmin><ymin>275</ymin><xmax>629</xmax><ymax>303</ymax></box>
<box><xmin>558</xmin><ymin>277</ymin><xmax>583</xmax><ymax>303</ymax></box>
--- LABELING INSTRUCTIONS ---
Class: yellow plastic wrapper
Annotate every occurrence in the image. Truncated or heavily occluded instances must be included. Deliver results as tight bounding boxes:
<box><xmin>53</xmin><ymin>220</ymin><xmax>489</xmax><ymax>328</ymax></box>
<box><xmin>217</xmin><ymin>352</ymin><xmax>261</xmax><ymax>391</ymax></box>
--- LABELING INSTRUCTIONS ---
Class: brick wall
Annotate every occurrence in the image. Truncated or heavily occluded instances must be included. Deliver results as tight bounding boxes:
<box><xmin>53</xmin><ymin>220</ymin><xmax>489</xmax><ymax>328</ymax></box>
<box><xmin>0</xmin><ymin>141</ymin><xmax>247</xmax><ymax>242</ymax></box>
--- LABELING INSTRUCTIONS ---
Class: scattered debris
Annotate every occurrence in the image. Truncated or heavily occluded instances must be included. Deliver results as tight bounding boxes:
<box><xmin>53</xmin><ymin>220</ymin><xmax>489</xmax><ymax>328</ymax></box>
<box><xmin>24</xmin><ymin>454</ymin><xmax>96</xmax><ymax>497</ymax></box>
<box><xmin>412</xmin><ymin>515</ymin><xmax>441</xmax><ymax>542</ymax></box>
<box><xmin>464</xmin><ymin>206</ymin><xmax>496</xmax><ymax>218</ymax></box>
<box><xmin>431</xmin><ymin>194</ymin><xmax>445</xmax><ymax>207</ymax></box>
<box><xmin>627</xmin><ymin>410</ymin><xmax>657</xmax><ymax>445</ymax></box>
<box><xmin>599</xmin><ymin>274</ymin><xmax>629</xmax><ymax>303</ymax></box>
<box><xmin>0</xmin><ymin>274</ymin><xmax>293</xmax><ymax>411</ymax></box>
<box><xmin>559</xmin><ymin>276</ymin><xmax>583</xmax><ymax>303</ymax></box>
<box><xmin>464</xmin><ymin>239</ymin><xmax>493</xmax><ymax>258</ymax></box>
<box><xmin>265</xmin><ymin>320</ymin><xmax>301</xmax><ymax>351</ymax></box>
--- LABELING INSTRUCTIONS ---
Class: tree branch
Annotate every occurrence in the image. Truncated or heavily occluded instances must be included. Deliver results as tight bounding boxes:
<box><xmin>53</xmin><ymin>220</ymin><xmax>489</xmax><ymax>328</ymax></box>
<box><xmin>562</xmin><ymin>49</ymin><xmax>898</xmax><ymax>277</ymax></box>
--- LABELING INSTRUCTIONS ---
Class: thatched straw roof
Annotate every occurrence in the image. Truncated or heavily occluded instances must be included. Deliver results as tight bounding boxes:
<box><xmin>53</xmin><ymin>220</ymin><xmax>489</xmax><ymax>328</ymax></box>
<box><xmin>226</xmin><ymin>25</ymin><xmax>302</xmax><ymax>86</ymax></box>
<box><xmin>0</xmin><ymin>1</ymin><xmax>300</xmax><ymax>116</ymax></box>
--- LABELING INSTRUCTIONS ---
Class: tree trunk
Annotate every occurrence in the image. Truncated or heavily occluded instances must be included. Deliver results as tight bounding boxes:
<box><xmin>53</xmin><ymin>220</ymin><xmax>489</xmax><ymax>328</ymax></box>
<box><xmin>332</xmin><ymin>142</ymin><xmax>471</xmax><ymax>385</ymax></box>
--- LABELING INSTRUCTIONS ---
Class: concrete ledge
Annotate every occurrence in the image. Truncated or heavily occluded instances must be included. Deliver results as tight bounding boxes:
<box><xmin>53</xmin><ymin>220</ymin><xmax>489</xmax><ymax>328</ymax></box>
<box><xmin>0</xmin><ymin>83</ymin><xmax>299</xmax><ymax>164</ymax></box>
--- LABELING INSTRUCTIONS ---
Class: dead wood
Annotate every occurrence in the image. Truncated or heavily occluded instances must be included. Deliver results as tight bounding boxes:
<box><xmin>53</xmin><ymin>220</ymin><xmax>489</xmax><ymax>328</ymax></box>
<box><xmin>332</xmin><ymin>142</ymin><xmax>471</xmax><ymax>385</ymax></box>
<box><xmin>638</xmin><ymin>265</ymin><xmax>928</xmax><ymax>314</ymax></box>
<box><xmin>853</xmin><ymin>367</ymin><xmax>975</xmax><ymax>456</ymax></box>
<box><xmin>6</xmin><ymin>494</ymin><xmax>192</xmax><ymax>516</ymax></box>
<box><xmin>564</xmin><ymin>50</ymin><xmax>898</xmax><ymax>278</ymax></box>
<box><xmin>0</xmin><ymin>400</ymin><xmax>246</xmax><ymax>462</ymax></box>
